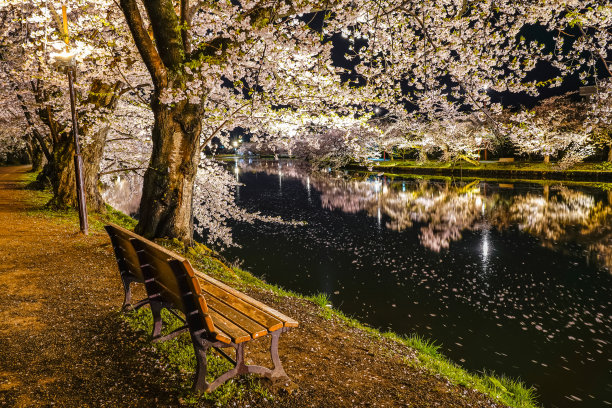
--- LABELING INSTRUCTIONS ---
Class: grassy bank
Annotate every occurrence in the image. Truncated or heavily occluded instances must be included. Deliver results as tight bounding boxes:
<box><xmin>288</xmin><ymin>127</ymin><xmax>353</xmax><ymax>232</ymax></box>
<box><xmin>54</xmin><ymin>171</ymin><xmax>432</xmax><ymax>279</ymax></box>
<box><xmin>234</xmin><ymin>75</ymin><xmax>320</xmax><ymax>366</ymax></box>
<box><xmin>22</xmin><ymin>171</ymin><xmax>539</xmax><ymax>408</ymax></box>
<box><xmin>347</xmin><ymin>159</ymin><xmax>612</xmax><ymax>182</ymax></box>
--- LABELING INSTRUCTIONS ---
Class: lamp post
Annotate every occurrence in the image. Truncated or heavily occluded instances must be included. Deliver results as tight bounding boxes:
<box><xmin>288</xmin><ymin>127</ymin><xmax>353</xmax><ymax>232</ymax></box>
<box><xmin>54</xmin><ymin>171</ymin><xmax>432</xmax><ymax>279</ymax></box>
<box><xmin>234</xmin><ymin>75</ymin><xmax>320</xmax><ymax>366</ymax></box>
<box><xmin>50</xmin><ymin>6</ymin><xmax>88</xmax><ymax>234</ymax></box>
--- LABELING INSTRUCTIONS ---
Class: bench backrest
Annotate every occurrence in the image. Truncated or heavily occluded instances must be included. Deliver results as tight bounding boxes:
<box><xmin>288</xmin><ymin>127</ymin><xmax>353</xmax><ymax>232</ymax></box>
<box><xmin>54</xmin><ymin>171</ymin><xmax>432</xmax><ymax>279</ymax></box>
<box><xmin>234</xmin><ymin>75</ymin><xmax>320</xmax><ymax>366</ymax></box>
<box><xmin>105</xmin><ymin>223</ymin><xmax>145</xmax><ymax>284</ymax></box>
<box><xmin>108</xmin><ymin>224</ymin><xmax>217</xmax><ymax>338</ymax></box>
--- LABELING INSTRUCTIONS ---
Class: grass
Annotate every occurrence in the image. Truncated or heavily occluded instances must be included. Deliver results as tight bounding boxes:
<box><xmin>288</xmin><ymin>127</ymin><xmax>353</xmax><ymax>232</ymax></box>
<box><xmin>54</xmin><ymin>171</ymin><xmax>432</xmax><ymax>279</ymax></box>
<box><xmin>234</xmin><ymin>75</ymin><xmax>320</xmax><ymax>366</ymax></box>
<box><xmin>362</xmin><ymin>159</ymin><xmax>612</xmax><ymax>173</ymax></box>
<box><xmin>20</xmin><ymin>169</ymin><xmax>539</xmax><ymax>408</ymax></box>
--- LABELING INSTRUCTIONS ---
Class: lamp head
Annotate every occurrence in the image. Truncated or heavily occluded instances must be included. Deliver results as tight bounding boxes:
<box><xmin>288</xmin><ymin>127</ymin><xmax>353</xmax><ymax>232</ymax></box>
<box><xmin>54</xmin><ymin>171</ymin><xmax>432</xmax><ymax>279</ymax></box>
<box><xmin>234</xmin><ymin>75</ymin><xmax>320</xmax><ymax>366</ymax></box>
<box><xmin>49</xmin><ymin>49</ymin><xmax>78</xmax><ymax>67</ymax></box>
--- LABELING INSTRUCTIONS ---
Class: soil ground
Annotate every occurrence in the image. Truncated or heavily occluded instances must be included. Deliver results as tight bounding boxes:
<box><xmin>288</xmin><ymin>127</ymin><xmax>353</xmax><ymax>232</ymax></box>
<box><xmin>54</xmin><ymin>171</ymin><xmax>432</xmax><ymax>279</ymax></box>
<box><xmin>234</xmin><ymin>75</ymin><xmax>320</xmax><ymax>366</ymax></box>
<box><xmin>0</xmin><ymin>165</ymin><xmax>507</xmax><ymax>407</ymax></box>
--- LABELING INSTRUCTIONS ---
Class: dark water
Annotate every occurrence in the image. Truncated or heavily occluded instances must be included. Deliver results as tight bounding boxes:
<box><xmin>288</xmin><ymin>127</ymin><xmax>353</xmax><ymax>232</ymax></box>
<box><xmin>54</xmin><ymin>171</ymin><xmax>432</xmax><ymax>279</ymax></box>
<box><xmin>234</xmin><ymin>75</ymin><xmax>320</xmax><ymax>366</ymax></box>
<box><xmin>221</xmin><ymin>160</ymin><xmax>612</xmax><ymax>408</ymax></box>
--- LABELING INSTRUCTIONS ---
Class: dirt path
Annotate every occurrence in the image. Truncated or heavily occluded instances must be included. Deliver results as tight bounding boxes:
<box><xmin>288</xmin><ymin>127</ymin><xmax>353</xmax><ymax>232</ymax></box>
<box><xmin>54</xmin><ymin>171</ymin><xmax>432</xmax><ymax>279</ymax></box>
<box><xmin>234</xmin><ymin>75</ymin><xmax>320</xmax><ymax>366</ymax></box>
<box><xmin>0</xmin><ymin>165</ymin><xmax>506</xmax><ymax>408</ymax></box>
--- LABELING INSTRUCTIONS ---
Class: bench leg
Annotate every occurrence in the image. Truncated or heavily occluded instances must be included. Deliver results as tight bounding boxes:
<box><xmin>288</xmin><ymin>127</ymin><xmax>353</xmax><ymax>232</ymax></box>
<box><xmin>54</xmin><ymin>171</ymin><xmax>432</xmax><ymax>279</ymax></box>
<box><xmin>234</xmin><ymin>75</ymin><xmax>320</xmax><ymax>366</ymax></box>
<box><xmin>150</xmin><ymin>301</ymin><xmax>163</xmax><ymax>339</ymax></box>
<box><xmin>242</xmin><ymin>329</ymin><xmax>289</xmax><ymax>381</ymax></box>
<box><xmin>193</xmin><ymin>339</ymin><xmax>236</xmax><ymax>392</ymax></box>
<box><xmin>192</xmin><ymin>329</ymin><xmax>290</xmax><ymax>393</ymax></box>
<box><xmin>267</xmin><ymin>329</ymin><xmax>289</xmax><ymax>381</ymax></box>
<box><xmin>121</xmin><ymin>278</ymin><xmax>133</xmax><ymax>310</ymax></box>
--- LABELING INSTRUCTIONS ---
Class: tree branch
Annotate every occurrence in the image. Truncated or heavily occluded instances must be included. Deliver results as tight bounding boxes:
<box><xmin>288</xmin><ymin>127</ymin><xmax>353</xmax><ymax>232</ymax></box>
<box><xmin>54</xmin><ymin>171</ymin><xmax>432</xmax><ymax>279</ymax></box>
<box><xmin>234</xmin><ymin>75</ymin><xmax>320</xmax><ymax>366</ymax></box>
<box><xmin>180</xmin><ymin>0</ymin><xmax>192</xmax><ymax>54</ymax></box>
<box><xmin>118</xmin><ymin>0</ymin><xmax>167</xmax><ymax>87</ymax></box>
<box><xmin>199</xmin><ymin>102</ymin><xmax>251</xmax><ymax>152</ymax></box>
<box><xmin>99</xmin><ymin>166</ymin><xmax>146</xmax><ymax>176</ymax></box>
<box><xmin>142</xmin><ymin>0</ymin><xmax>185</xmax><ymax>71</ymax></box>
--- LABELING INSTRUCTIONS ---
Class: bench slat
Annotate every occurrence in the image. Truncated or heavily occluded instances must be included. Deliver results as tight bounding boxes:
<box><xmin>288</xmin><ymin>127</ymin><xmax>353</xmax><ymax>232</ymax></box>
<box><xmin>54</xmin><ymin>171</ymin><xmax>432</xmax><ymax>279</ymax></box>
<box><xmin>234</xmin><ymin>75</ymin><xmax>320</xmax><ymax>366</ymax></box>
<box><xmin>109</xmin><ymin>231</ymin><xmax>144</xmax><ymax>281</ymax></box>
<box><xmin>206</xmin><ymin>309</ymin><xmax>252</xmax><ymax>343</ymax></box>
<box><xmin>145</xmin><ymin>253</ymin><xmax>183</xmax><ymax>300</ymax></box>
<box><xmin>198</xmin><ymin>279</ymin><xmax>284</xmax><ymax>332</ymax></box>
<box><xmin>194</xmin><ymin>271</ymin><xmax>299</xmax><ymax>328</ymax></box>
<box><xmin>206</xmin><ymin>296</ymin><xmax>269</xmax><ymax>339</ymax></box>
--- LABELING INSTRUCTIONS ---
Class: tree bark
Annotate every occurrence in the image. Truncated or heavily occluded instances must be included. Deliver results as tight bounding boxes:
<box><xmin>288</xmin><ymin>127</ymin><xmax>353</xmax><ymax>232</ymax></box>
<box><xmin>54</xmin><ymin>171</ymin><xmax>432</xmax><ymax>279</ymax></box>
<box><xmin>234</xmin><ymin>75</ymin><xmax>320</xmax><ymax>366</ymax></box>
<box><xmin>544</xmin><ymin>154</ymin><xmax>550</xmax><ymax>163</ymax></box>
<box><xmin>29</xmin><ymin>138</ymin><xmax>44</xmax><ymax>172</ymax></box>
<box><xmin>135</xmin><ymin>97</ymin><xmax>202</xmax><ymax>244</ymax></box>
<box><xmin>608</xmin><ymin>142</ymin><xmax>612</xmax><ymax>162</ymax></box>
<box><xmin>48</xmin><ymin>129</ymin><xmax>78</xmax><ymax>209</ymax></box>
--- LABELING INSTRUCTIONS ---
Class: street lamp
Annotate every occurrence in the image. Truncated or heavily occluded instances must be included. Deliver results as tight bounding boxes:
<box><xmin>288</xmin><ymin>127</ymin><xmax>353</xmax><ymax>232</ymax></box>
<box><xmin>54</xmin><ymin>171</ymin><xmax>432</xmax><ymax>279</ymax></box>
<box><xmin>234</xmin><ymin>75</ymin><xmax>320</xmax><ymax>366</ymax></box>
<box><xmin>49</xmin><ymin>6</ymin><xmax>88</xmax><ymax>234</ymax></box>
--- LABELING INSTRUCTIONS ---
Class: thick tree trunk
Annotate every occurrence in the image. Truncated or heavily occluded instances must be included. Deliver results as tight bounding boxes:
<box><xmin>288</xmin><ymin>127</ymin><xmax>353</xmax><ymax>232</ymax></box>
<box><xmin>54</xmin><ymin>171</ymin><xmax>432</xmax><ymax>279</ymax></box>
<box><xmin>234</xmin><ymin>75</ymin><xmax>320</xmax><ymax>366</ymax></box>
<box><xmin>48</xmin><ymin>130</ymin><xmax>78</xmax><ymax>209</ymax></box>
<box><xmin>608</xmin><ymin>143</ymin><xmax>612</xmax><ymax>162</ymax></box>
<box><xmin>544</xmin><ymin>154</ymin><xmax>550</xmax><ymax>163</ymax></box>
<box><xmin>29</xmin><ymin>139</ymin><xmax>44</xmax><ymax>172</ymax></box>
<box><xmin>47</xmin><ymin>127</ymin><xmax>109</xmax><ymax>211</ymax></box>
<box><xmin>135</xmin><ymin>100</ymin><xmax>202</xmax><ymax>244</ymax></box>
<box><xmin>81</xmin><ymin>125</ymin><xmax>110</xmax><ymax>212</ymax></box>
<box><xmin>120</xmin><ymin>0</ymin><xmax>203</xmax><ymax>243</ymax></box>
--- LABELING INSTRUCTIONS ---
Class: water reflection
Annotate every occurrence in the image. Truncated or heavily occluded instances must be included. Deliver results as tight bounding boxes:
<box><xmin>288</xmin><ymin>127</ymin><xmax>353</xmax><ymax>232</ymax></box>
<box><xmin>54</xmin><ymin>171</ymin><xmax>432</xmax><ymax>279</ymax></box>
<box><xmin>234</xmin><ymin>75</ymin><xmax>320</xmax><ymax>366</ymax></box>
<box><xmin>237</xmin><ymin>160</ymin><xmax>612</xmax><ymax>271</ymax></box>
<box><xmin>101</xmin><ymin>173</ymin><xmax>142</xmax><ymax>216</ymax></box>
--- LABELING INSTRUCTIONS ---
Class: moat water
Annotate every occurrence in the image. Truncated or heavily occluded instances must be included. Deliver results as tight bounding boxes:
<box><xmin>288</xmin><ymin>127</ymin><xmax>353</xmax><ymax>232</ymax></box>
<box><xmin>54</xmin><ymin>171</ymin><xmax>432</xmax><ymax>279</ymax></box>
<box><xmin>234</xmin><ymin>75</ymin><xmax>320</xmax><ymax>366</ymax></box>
<box><xmin>222</xmin><ymin>160</ymin><xmax>611</xmax><ymax>408</ymax></box>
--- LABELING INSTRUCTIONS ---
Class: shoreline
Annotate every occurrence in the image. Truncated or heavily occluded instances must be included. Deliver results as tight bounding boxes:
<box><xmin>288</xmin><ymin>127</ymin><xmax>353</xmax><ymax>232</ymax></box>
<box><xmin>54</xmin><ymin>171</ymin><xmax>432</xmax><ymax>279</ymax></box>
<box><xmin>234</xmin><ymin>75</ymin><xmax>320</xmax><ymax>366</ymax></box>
<box><xmin>344</xmin><ymin>162</ymin><xmax>612</xmax><ymax>182</ymax></box>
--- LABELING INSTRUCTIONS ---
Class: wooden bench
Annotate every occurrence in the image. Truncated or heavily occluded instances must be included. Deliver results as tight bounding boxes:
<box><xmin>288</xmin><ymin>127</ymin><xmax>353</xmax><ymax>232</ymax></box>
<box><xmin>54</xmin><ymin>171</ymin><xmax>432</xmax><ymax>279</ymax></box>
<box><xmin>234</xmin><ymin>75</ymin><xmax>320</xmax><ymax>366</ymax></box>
<box><xmin>104</xmin><ymin>223</ymin><xmax>298</xmax><ymax>392</ymax></box>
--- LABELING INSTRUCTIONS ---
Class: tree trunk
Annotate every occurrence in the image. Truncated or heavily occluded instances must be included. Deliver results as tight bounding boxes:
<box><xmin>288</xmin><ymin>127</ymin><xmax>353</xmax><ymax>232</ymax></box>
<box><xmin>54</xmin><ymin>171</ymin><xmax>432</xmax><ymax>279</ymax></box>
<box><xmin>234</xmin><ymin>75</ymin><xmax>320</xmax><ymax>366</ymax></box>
<box><xmin>48</xmin><ymin>129</ymin><xmax>78</xmax><ymax>209</ymax></box>
<box><xmin>544</xmin><ymin>154</ymin><xmax>550</xmax><ymax>163</ymax></box>
<box><xmin>135</xmin><ymin>99</ymin><xmax>202</xmax><ymax>244</ymax></box>
<box><xmin>78</xmin><ymin>80</ymin><xmax>123</xmax><ymax>212</ymax></box>
<box><xmin>81</xmin><ymin>126</ymin><xmax>110</xmax><ymax>212</ymax></box>
<box><xmin>120</xmin><ymin>0</ymin><xmax>203</xmax><ymax>244</ymax></box>
<box><xmin>608</xmin><ymin>142</ymin><xmax>612</xmax><ymax>162</ymax></box>
<box><xmin>29</xmin><ymin>138</ymin><xmax>44</xmax><ymax>172</ymax></box>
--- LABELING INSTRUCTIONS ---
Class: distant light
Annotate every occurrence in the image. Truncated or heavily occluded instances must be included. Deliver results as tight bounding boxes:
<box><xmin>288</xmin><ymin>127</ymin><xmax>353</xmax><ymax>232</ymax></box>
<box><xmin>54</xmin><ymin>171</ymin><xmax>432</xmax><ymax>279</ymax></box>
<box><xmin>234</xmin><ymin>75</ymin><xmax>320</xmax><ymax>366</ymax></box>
<box><xmin>232</xmin><ymin>141</ymin><xmax>238</xmax><ymax>147</ymax></box>
<box><xmin>374</xmin><ymin>107</ymin><xmax>381</xmax><ymax>114</ymax></box>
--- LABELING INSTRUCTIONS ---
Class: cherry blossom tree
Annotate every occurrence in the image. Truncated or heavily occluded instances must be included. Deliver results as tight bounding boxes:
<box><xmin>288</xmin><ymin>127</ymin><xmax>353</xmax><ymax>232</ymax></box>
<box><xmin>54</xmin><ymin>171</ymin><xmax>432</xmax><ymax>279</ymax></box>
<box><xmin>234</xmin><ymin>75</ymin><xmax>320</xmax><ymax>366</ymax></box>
<box><xmin>0</xmin><ymin>0</ymin><xmax>149</xmax><ymax>210</ymax></box>
<box><xmin>2</xmin><ymin>0</ymin><xmax>611</xmax><ymax>244</ymax></box>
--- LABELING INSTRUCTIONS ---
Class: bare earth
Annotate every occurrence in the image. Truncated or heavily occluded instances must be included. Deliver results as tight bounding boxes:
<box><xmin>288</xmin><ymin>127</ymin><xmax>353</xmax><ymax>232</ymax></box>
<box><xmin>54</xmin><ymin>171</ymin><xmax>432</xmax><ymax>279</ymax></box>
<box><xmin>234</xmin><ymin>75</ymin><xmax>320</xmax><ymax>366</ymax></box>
<box><xmin>0</xmin><ymin>165</ymin><xmax>506</xmax><ymax>408</ymax></box>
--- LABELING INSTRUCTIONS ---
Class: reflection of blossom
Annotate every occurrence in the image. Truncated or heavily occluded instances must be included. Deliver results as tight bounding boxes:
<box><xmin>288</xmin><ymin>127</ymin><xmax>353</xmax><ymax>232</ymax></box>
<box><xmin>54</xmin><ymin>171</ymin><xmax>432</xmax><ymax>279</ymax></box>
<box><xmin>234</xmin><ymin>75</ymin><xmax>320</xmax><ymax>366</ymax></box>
<box><xmin>243</xmin><ymin>163</ymin><xmax>612</xmax><ymax>269</ymax></box>
<box><xmin>307</xmin><ymin>173</ymin><xmax>490</xmax><ymax>251</ymax></box>
<box><xmin>110</xmin><ymin>160</ymin><xmax>612</xmax><ymax>270</ymax></box>
<box><xmin>508</xmin><ymin>187</ymin><xmax>595</xmax><ymax>242</ymax></box>
<box><xmin>507</xmin><ymin>187</ymin><xmax>612</xmax><ymax>271</ymax></box>
<box><xmin>101</xmin><ymin>173</ymin><xmax>142</xmax><ymax>216</ymax></box>
<box><xmin>412</xmin><ymin>193</ymin><xmax>487</xmax><ymax>252</ymax></box>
